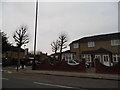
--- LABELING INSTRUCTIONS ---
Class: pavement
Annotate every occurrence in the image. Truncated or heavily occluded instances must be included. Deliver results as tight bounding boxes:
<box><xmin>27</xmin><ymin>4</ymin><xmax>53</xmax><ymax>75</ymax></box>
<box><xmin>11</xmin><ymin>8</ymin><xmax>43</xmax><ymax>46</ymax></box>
<box><xmin>2</xmin><ymin>66</ymin><xmax>120</xmax><ymax>81</ymax></box>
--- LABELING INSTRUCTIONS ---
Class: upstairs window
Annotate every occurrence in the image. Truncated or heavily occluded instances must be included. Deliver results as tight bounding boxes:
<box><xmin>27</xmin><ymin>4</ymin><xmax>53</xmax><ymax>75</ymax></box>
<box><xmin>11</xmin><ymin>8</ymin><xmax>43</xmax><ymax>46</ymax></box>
<box><xmin>73</xmin><ymin>43</ymin><xmax>79</xmax><ymax>48</ymax></box>
<box><xmin>88</xmin><ymin>41</ymin><xmax>95</xmax><ymax>47</ymax></box>
<box><xmin>111</xmin><ymin>40</ymin><xmax>120</xmax><ymax>46</ymax></box>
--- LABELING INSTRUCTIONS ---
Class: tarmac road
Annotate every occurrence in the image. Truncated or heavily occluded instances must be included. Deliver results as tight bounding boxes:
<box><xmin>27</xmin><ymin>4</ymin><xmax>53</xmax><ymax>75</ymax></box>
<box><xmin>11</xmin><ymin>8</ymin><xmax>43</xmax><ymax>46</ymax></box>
<box><xmin>2</xmin><ymin>70</ymin><xmax>119</xmax><ymax>89</ymax></box>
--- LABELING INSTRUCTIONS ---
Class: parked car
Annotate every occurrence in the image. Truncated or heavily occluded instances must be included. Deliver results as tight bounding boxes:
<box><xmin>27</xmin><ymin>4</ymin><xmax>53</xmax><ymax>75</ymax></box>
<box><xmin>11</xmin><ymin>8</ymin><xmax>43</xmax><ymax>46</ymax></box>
<box><xmin>27</xmin><ymin>60</ymin><xmax>33</xmax><ymax>66</ymax></box>
<box><xmin>35</xmin><ymin>60</ymin><xmax>42</xmax><ymax>65</ymax></box>
<box><xmin>67</xmin><ymin>59</ymin><xmax>80</xmax><ymax>66</ymax></box>
<box><xmin>27</xmin><ymin>60</ymin><xmax>41</xmax><ymax>66</ymax></box>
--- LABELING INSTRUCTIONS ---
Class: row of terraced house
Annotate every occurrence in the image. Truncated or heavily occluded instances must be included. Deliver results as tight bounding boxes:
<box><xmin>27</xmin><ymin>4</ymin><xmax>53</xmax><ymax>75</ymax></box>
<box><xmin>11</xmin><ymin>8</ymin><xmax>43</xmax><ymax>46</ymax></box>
<box><xmin>61</xmin><ymin>32</ymin><xmax>120</xmax><ymax>67</ymax></box>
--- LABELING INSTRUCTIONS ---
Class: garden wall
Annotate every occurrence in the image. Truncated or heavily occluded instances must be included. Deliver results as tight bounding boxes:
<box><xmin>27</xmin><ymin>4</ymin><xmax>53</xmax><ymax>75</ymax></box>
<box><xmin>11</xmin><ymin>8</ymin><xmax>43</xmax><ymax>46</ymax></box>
<box><xmin>95</xmin><ymin>59</ymin><xmax>120</xmax><ymax>74</ymax></box>
<box><xmin>36</xmin><ymin>60</ymin><xmax>86</xmax><ymax>72</ymax></box>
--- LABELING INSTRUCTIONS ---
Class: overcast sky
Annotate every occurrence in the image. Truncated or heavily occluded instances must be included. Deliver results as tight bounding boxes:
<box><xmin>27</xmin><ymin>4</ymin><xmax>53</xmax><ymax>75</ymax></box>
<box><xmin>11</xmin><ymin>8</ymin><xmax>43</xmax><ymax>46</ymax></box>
<box><xmin>1</xmin><ymin>1</ymin><xmax>119</xmax><ymax>55</ymax></box>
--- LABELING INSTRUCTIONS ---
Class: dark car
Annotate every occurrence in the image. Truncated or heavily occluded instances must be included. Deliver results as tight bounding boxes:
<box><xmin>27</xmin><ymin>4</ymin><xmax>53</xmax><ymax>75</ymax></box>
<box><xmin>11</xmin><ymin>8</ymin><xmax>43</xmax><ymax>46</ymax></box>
<box><xmin>27</xmin><ymin>60</ymin><xmax>42</xmax><ymax>66</ymax></box>
<box><xmin>27</xmin><ymin>60</ymin><xmax>33</xmax><ymax>66</ymax></box>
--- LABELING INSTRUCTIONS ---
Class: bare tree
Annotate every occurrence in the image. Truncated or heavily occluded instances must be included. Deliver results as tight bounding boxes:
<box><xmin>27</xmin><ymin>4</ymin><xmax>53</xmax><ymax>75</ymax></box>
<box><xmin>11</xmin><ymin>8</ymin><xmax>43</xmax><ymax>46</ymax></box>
<box><xmin>58</xmin><ymin>33</ymin><xmax>68</xmax><ymax>61</ymax></box>
<box><xmin>51</xmin><ymin>39</ymin><xmax>59</xmax><ymax>54</ymax></box>
<box><xmin>13</xmin><ymin>25</ymin><xmax>29</xmax><ymax>71</ymax></box>
<box><xmin>13</xmin><ymin>25</ymin><xmax>29</xmax><ymax>48</ymax></box>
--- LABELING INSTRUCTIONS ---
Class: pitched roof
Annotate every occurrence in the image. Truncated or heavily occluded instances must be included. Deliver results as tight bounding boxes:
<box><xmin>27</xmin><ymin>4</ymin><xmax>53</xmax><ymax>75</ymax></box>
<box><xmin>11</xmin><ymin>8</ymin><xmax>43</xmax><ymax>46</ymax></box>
<box><xmin>70</xmin><ymin>32</ymin><xmax>120</xmax><ymax>45</ymax></box>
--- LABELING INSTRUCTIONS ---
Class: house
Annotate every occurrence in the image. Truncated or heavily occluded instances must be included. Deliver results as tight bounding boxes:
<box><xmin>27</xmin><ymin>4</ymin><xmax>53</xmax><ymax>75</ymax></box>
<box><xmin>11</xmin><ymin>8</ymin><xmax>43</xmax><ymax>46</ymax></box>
<box><xmin>69</xmin><ymin>32</ymin><xmax>120</xmax><ymax>66</ymax></box>
<box><xmin>2</xmin><ymin>46</ymin><xmax>28</xmax><ymax>60</ymax></box>
<box><xmin>50</xmin><ymin>53</ymin><xmax>60</xmax><ymax>60</ymax></box>
<box><xmin>27</xmin><ymin>52</ymin><xmax>49</xmax><ymax>62</ymax></box>
<box><xmin>61</xmin><ymin>50</ymin><xmax>76</xmax><ymax>61</ymax></box>
<box><xmin>50</xmin><ymin>50</ymin><xmax>76</xmax><ymax>61</ymax></box>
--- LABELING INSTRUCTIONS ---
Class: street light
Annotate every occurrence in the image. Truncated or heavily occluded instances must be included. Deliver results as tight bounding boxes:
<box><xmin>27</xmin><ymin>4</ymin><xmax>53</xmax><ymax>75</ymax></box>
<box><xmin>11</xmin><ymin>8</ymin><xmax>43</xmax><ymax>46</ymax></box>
<box><xmin>32</xmin><ymin>0</ymin><xmax>38</xmax><ymax>70</ymax></box>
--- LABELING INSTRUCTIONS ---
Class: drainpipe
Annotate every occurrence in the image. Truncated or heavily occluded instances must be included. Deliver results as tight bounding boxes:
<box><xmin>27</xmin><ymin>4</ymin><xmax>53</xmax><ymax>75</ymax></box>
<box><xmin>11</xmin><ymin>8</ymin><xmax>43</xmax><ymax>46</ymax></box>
<box><xmin>79</xmin><ymin>42</ymin><xmax>81</xmax><ymax>59</ymax></box>
<box><xmin>110</xmin><ymin>53</ymin><xmax>112</xmax><ymax>66</ymax></box>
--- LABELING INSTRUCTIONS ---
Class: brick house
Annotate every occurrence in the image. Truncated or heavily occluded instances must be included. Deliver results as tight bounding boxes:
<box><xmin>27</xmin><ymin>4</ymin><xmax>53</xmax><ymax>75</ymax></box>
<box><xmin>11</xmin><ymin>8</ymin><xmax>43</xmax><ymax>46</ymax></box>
<box><xmin>69</xmin><ymin>32</ymin><xmax>120</xmax><ymax>66</ymax></box>
<box><xmin>61</xmin><ymin>50</ymin><xmax>76</xmax><ymax>61</ymax></box>
<box><xmin>27</xmin><ymin>52</ymin><xmax>48</xmax><ymax>62</ymax></box>
<box><xmin>50</xmin><ymin>50</ymin><xmax>76</xmax><ymax>61</ymax></box>
<box><xmin>2</xmin><ymin>46</ymin><xmax>28</xmax><ymax>60</ymax></box>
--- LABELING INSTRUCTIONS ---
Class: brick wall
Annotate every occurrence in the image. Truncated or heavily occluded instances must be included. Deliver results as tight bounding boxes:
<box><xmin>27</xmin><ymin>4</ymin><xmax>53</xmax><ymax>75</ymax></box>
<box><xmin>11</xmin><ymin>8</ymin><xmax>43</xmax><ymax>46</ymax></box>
<box><xmin>70</xmin><ymin>44</ymin><xmax>80</xmax><ymax>59</ymax></box>
<box><xmin>95</xmin><ymin>59</ymin><xmax>120</xmax><ymax>74</ymax></box>
<box><xmin>80</xmin><ymin>40</ymin><xmax>119</xmax><ymax>54</ymax></box>
<box><xmin>36</xmin><ymin>60</ymin><xmax>86</xmax><ymax>72</ymax></box>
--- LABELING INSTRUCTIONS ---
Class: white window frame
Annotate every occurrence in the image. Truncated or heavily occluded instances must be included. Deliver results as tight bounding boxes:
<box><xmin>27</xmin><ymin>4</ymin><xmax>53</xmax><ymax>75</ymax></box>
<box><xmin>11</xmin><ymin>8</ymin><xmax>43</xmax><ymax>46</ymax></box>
<box><xmin>111</xmin><ymin>40</ymin><xmax>120</xmax><ymax>46</ymax></box>
<box><xmin>83</xmin><ymin>54</ymin><xmax>92</xmax><ymax>62</ymax></box>
<box><xmin>103</xmin><ymin>55</ymin><xmax>110</xmax><ymax>66</ymax></box>
<box><xmin>73</xmin><ymin>43</ymin><xmax>79</xmax><ymax>48</ymax></box>
<box><xmin>88</xmin><ymin>41</ymin><xmax>95</xmax><ymax>47</ymax></box>
<box><xmin>112</xmin><ymin>54</ymin><xmax>120</xmax><ymax>62</ymax></box>
<box><xmin>103</xmin><ymin>55</ymin><xmax>109</xmax><ymax>62</ymax></box>
<box><xmin>95</xmin><ymin>55</ymin><xmax>101</xmax><ymax>62</ymax></box>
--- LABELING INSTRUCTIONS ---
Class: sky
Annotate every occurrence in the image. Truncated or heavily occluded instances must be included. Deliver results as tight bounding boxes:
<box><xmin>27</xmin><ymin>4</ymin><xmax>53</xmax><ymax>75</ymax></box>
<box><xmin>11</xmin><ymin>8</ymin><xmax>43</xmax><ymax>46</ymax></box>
<box><xmin>1</xmin><ymin>0</ymin><xmax>119</xmax><ymax>55</ymax></box>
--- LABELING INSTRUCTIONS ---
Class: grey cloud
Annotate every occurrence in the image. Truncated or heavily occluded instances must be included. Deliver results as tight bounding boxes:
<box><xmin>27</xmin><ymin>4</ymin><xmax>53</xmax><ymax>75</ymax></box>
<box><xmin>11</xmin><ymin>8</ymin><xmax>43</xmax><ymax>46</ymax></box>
<box><xmin>2</xmin><ymin>2</ymin><xmax>118</xmax><ymax>54</ymax></box>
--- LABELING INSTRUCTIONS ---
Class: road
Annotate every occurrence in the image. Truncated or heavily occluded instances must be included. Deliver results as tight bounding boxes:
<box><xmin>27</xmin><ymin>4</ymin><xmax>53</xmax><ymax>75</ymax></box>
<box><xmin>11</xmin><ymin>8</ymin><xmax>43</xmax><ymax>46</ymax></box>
<box><xmin>2</xmin><ymin>71</ymin><xmax>119</xmax><ymax>89</ymax></box>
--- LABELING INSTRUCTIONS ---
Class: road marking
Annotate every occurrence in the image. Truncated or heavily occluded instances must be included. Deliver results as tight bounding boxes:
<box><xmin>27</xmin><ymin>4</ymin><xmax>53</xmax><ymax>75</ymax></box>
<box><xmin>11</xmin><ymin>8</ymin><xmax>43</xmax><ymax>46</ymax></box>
<box><xmin>1</xmin><ymin>78</ymin><xmax>9</xmax><ymax>80</ymax></box>
<box><xmin>7</xmin><ymin>71</ymin><xmax>12</xmax><ymax>74</ymax></box>
<box><xmin>2</xmin><ymin>70</ymin><xmax>12</xmax><ymax>74</ymax></box>
<box><xmin>34</xmin><ymin>82</ymin><xmax>76</xmax><ymax>89</ymax></box>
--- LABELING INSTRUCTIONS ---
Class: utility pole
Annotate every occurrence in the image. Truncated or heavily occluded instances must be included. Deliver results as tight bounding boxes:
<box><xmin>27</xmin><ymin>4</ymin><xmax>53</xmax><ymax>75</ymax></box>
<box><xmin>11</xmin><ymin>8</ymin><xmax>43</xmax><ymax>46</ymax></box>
<box><xmin>32</xmin><ymin>0</ymin><xmax>38</xmax><ymax>70</ymax></box>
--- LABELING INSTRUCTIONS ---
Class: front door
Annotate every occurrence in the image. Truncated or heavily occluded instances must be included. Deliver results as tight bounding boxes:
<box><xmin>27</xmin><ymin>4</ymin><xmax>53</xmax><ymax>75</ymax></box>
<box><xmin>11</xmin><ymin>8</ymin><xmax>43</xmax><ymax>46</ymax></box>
<box><xmin>103</xmin><ymin>55</ymin><xmax>110</xmax><ymax>66</ymax></box>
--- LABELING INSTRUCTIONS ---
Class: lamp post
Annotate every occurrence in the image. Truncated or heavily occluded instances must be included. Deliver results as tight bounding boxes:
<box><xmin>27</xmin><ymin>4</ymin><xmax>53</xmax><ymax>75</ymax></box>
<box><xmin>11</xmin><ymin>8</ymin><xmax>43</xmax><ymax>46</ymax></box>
<box><xmin>32</xmin><ymin>0</ymin><xmax>38</xmax><ymax>70</ymax></box>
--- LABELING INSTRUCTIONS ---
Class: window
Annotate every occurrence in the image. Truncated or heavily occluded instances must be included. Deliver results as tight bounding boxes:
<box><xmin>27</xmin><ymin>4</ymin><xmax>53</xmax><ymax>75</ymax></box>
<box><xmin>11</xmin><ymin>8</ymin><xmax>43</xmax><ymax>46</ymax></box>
<box><xmin>66</xmin><ymin>55</ymin><xmax>68</xmax><ymax>60</ymax></box>
<box><xmin>112</xmin><ymin>54</ymin><xmax>120</xmax><ymax>62</ymax></box>
<box><xmin>111</xmin><ymin>40</ymin><xmax>120</xmax><ymax>46</ymax></box>
<box><xmin>103</xmin><ymin>56</ymin><xmax>109</xmax><ymax>62</ymax></box>
<box><xmin>68</xmin><ymin>55</ymin><xmax>71</xmax><ymax>60</ymax></box>
<box><xmin>62</xmin><ymin>54</ymin><xmax>65</xmax><ymax>59</ymax></box>
<box><xmin>103</xmin><ymin>55</ymin><xmax>109</xmax><ymax>62</ymax></box>
<box><xmin>73</xmin><ymin>43</ymin><xmax>79</xmax><ymax>48</ymax></box>
<box><xmin>55</xmin><ymin>56</ymin><xmax>58</xmax><ymax>59</ymax></box>
<box><xmin>69</xmin><ymin>60</ymin><xmax>75</xmax><ymax>64</ymax></box>
<box><xmin>83</xmin><ymin>54</ymin><xmax>91</xmax><ymax>62</ymax></box>
<box><xmin>95</xmin><ymin>55</ymin><xmax>101</xmax><ymax>62</ymax></box>
<box><xmin>103</xmin><ymin>55</ymin><xmax>110</xmax><ymax>66</ymax></box>
<box><xmin>88</xmin><ymin>41</ymin><xmax>95</xmax><ymax>47</ymax></box>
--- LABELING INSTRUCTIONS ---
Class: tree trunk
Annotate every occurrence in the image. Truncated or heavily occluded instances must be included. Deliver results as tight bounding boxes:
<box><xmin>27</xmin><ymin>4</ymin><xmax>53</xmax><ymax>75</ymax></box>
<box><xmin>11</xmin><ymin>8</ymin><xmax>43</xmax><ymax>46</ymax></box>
<box><xmin>17</xmin><ymin>48</ymin><xmax>20</xmax><ymax>71</ymax></box>
<box><xmin>59</xmin><ymin>46</ymin><xmax>62</xmax><ymax>61</ymax></box>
